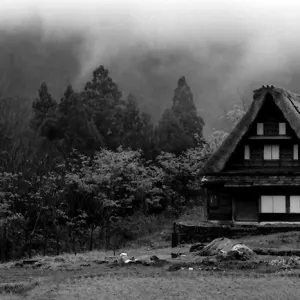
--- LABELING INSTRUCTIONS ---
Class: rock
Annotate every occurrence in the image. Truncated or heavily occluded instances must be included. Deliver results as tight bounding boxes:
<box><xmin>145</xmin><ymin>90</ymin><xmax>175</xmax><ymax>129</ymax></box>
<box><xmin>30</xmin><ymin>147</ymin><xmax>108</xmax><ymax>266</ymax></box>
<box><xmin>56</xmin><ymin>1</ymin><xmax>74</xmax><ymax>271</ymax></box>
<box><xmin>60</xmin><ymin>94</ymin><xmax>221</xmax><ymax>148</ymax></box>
<box><xmin>14</xmin><ymin>262</ymin><xmax>23</xmax><ymax>268</ymax></box>
<box><xmin>171</xmin><ymin>253</ymin><xmax>179</xmax><ymax>258</ymax></box>
<box><xmin>93</xmin><ymin>260</ymin><xmax>108</xmax><ymax>265</ymax></box>
<box><xmin>22</xmin><ymin>259</ymin><xmax>39</xmax><ymax>265</ymax></box>
<box><xmin>54</xmin><ymin>257</ymin><xmax>65</xmax><ymax>263</ymax></box>
<box><xmin>150</xmin><ymin>255</ymin><xmax>159</xmax><ymax>262</ymax></box>
<box><xmin>118</xmin><ymin>257</ymin><xmax>125</xmax><ymax>266</ymax></box>
<box><xmin>32</xmin><ymin>262</ymin><xmax>44</xmax><ymax>269</ymax></box>
<box><xmin>168</xmin><ymin>265</ymin><xmax>181</xmax><ymax>271</ymax></box>
<box><xmin>196</xmin><ymin>238</ymin><xmax>255</xmax><ymax>261</ymax></box>
<box><xmin>227</xmin><ymin>244</ymin><xmax>255</xmax><ymax>261</ymax></box>
<box><xmin>190</xmin><ymin>243</ymin><xmax>206</xmax><ymax>252</ymax></box>
<box><xmin>196</xmin><ymin>238</ymin><xmax>235</xmax><ymax>256</ymax></box>
<box><xmin>80</xmin><ymin>263</ymin><xmax>91</xmax><ymax>267</ymax></box>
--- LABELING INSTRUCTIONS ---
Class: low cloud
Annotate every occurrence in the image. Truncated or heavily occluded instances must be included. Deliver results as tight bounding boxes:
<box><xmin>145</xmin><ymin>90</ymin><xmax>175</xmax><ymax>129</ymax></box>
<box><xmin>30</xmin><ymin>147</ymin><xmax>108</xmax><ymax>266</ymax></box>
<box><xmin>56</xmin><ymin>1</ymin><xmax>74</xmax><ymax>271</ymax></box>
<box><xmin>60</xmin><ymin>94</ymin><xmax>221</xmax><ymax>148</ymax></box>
<box><xmin>1</xmin><ymin>0</ymin><xmax>300</xmax><ymax>133</ymax></box>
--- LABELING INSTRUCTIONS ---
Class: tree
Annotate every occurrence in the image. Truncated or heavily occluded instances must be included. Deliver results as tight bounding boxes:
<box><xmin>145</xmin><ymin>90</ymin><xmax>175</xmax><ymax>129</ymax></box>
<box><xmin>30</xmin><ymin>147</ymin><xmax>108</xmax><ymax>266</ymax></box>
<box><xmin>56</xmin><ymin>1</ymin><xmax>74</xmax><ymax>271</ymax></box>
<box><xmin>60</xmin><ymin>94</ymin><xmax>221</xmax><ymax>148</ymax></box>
<box><xmin>83</xmin><ymin>65</ymin><xmax>122</xmax><ymax>102</ymax></box>
<box><xmin>156</xmin><ymin>109</ymin><xmax>194</xmax><ymax>155</ymax></box>
<box><xmin>171</xmin><ymin>76</ymin><xmax>205</xmax><ymax>147</ymax></box>
<box><xmin>30</xmin><ymin>82</ymin><xmax>57</xmax><ymax>132</ymax></box>
<box><xmin>82</xmin><ymin>65</ymin><xmax>124</xmax><ymax>149</ymax></box>
<box><xmin>224</xmin><ymin>104</ymin><xmax>245</xmax><ymax>128</ymax></box>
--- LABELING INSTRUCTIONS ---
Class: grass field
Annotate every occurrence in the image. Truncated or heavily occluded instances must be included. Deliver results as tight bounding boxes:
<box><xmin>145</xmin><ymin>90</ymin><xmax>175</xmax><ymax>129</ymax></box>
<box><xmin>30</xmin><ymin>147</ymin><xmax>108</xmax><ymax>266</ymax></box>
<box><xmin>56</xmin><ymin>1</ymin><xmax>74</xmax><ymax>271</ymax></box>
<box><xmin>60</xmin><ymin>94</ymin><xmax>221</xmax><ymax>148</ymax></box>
<box><xmin>2</xmin><ymin>268</ymin><xmax>300</xmax><ymax>300</ymax></box>
<box><xmin>2</xmin><ymin>231</ymin><xmax>300</xmax><ymax>300</ymax></box>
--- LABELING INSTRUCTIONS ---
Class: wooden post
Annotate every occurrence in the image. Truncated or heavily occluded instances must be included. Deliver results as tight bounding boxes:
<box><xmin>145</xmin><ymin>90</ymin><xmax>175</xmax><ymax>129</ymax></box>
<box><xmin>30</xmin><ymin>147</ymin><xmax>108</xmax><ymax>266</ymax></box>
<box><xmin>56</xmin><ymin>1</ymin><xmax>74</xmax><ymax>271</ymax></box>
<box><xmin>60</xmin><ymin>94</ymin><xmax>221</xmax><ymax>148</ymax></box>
<box><xmin>232</xmin><ymin>196</ymin><xmax>236</xmax><ymax>224</ymax></box>
<box><xmin>203</xmin><ymin>188</ymin><xmax>208</xmax><ymax>221</ymax></box>
<box><xmin>172</xmin><ymin>222</ymin><xmax>178</xmax><ymax>248</ymax></box>
<box><xmin>286</xmin><ymin>195</ymin><xmax>290</xmax><ymax>214</ymax></box>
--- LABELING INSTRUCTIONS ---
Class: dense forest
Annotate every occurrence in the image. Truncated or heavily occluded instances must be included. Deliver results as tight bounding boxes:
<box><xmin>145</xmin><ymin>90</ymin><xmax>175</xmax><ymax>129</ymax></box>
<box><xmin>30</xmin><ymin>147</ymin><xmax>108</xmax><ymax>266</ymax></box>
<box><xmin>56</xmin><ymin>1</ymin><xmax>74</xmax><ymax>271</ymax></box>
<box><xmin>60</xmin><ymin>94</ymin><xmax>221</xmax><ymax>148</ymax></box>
<box><xmin>0</xmin><ymin>64</ymin><xmax>244</xmax><ymax>261</ymax></box>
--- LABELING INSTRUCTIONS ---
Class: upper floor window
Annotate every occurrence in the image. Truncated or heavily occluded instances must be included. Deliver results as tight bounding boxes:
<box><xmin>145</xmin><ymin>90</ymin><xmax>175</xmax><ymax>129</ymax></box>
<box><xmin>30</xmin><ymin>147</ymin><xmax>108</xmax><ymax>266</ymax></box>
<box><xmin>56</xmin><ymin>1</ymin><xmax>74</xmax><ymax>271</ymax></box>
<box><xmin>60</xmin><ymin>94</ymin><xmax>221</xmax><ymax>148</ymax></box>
<box><xmin>257</xmin><ymin>123</ymin><xmax>264</xmax><ymax>135</ymax></box>
<box><xmin>264</xmin><ymin>145</ymin><xmax>279</xmax><ymax>160</ymax></box>
<box><xmin>279</xmin><ymin>123</ymin><xmax>286</xmax><ymax>135</ymax></box>
<box><xmin>294</xmin><ymin>144</ymin><xmax>299</xmax><ymax>160</ymax></box>
<box><xmin>244</xmin><ymin>145</ymin><xmax>250</xmax><ymax>160</ymax></box>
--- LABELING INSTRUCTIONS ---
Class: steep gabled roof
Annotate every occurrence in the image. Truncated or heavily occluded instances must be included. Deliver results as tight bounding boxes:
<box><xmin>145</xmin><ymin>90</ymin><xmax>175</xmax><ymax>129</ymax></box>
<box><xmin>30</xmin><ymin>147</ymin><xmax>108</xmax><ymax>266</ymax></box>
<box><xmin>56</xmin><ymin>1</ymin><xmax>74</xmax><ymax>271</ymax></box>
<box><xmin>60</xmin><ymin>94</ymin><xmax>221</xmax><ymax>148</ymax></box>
<box><xmin>201</xmin><ymin>85</ymin><xmax>300</xmax><ymax>174</ymax></box>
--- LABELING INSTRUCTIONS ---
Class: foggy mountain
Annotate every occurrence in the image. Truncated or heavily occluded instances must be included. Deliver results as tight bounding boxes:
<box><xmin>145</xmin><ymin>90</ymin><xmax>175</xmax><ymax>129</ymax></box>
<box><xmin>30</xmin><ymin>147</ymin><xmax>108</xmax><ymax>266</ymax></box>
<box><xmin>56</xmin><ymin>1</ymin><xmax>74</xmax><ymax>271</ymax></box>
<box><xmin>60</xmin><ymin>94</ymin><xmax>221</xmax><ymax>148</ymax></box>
<box><xmin>1</xmin><ymin>0</ymin><xmax>300</xmax><ymax>135</ymax></box>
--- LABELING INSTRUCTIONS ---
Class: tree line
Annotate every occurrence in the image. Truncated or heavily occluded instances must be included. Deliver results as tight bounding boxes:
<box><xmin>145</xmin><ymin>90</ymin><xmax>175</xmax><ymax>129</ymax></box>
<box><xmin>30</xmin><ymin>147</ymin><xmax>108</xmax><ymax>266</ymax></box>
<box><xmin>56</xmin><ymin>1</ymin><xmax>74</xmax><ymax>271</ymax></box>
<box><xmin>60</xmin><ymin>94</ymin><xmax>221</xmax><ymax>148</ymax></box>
<box><xmin>0</xmin><ymin>65</ymin><xmax>244</xmax><ymax>261</ymax></box>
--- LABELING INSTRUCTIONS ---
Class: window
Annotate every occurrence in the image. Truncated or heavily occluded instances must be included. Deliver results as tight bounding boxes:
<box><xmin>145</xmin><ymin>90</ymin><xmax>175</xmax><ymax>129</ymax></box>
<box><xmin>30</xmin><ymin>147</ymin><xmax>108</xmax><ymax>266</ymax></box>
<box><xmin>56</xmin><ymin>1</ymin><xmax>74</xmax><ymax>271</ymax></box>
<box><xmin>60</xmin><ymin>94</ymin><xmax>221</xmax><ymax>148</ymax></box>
<box><xmin>264</xmin><ymin>145</ymin><xmax>279</xmax><ymax>160</ymax></box>
<box><xmin>244</xmin><ymin>145</ymin><xmax>250</xmax><ymax>160</ymax></box>
<box><xmin>290</xmin><ymin>196</ymin><xmax>300</xmax><ymax>213</ymax></box>
<box><xmin>294</xmin><ymin>145</ymin><xmax>299</xmax><ymax>160</ymax></box>
<box><xmin>279</xmin><ymin>123</ymin><xmax>286</xmax><ymax>135</ymax></box>
<box><xmin>257</xmin><ymin>123</ymin><xmax>264</xmax><ymax>135</ymax></box>
<box><xmin>261</xmin><ymin>195</ymin><xmax>286</xmax><ymax>213</ymax></box>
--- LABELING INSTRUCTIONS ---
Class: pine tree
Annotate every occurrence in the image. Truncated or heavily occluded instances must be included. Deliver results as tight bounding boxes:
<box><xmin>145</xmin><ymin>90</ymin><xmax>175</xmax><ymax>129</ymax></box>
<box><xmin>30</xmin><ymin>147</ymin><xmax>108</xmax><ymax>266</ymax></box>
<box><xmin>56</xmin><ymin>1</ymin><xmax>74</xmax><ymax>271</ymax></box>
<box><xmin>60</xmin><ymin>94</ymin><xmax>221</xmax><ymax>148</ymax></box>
<box><xmin>156</xmin><ymin>109</ymin><xmax>194</xmax><ymax>155</ymax></box>
<box><xmin>171</xmin><ymin>76</ymin><xmax>205</xmax><ymax>147</ymax></box>
<box><xmin>30</xmin><ymin>82</ymin><xmax>57</xmax><ymax>132</ymax></box>
<box><xmin>82</xmin><ymin>65</ymin><xmax>124</xmax><ymax>149</ymax></box>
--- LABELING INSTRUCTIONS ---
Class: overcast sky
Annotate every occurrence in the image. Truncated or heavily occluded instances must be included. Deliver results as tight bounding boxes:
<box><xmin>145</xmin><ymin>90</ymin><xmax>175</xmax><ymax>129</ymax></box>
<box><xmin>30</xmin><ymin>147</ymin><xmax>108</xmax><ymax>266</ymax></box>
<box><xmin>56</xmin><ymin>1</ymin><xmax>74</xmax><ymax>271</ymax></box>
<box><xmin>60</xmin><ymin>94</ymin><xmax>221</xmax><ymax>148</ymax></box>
<box><xmin>1</xmin><ymin>0</ymin><xmax>300</xmax><ymax>132</ymax></box>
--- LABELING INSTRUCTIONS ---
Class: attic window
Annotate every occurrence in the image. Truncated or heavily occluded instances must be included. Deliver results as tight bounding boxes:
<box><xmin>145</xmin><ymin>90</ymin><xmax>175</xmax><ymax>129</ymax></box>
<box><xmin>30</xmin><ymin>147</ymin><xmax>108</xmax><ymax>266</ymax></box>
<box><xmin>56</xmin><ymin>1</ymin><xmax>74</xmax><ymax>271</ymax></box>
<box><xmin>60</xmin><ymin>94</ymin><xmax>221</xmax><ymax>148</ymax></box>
<box><xmin>257</xmin><ymin>123</ymin><xmax>264</xmax><ymax>135</ymax></box>
<box><xmin>244</xmin><ymin>145</ymin><xmax>250</xmax><ymax>160</ymax></box>
<box><xmin>279</xmin><ymin>123</ymin><xmax>286</xmax><ymax>135</ymax></box>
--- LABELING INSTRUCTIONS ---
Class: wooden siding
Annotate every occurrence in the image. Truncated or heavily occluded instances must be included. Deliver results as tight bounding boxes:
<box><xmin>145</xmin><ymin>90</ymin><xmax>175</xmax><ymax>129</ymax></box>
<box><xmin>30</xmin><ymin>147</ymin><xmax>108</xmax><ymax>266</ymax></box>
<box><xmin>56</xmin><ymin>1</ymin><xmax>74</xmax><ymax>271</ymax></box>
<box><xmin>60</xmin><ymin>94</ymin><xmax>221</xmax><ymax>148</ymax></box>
<box><xmin>207</xmin><ymin>190</ymin><xmax>232</xmax><ymax>221</ymax></box>
<box><xmin>235</xmin><ymin>195</ymin><xmax>258</xmax><ymax>221</ymax></box>
<box><xmin>207</xmin><ymin>187</ymin><xmax>300</xmax><ymax>222</ymax></box>
<box><xmin>259</xmin><ymin>213</ymin><xmax>300</xmax><ymax>222</ymax></box>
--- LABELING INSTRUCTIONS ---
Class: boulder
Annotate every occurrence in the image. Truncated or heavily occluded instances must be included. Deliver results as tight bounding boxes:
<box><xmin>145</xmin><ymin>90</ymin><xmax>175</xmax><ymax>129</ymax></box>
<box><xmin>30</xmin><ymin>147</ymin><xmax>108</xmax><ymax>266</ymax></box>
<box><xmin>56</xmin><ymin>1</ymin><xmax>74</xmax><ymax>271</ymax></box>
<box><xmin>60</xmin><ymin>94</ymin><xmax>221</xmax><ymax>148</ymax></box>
<box><xmin>196</xmin><ymin>237</ymin><xmax>236</xmax><ymax>256</ymax></box>
<box><xmin>189</xmin><ymin>243</ymin><xmax>206</xmax><ymax>253</ymax></box>
<box><xmin>195</xmin><ymin>237</ymin><xmax>255</xmax><ymax>261</ymax></box>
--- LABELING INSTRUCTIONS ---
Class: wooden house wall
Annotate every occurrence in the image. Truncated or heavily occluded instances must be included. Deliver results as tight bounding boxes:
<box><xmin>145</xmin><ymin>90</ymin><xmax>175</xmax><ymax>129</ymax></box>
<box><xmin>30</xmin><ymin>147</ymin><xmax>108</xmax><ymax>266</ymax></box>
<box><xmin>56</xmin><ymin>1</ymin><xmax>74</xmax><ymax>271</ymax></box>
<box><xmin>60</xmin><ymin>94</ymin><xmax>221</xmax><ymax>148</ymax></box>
<box><xmin>207</xmin><ymin>187</ymin><xmax>300</xmax><ymax>222</ymax></box>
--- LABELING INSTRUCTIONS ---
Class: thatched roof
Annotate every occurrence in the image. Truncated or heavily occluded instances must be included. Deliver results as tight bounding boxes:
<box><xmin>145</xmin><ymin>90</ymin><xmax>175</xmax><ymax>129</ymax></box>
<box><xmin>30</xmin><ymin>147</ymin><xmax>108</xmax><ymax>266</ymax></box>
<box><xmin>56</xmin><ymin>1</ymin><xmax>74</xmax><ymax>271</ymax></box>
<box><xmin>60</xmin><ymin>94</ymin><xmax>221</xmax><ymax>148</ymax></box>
<box><xmin>200</xmin><ymin>85</ymin><xmax>300</xmax><ymax>174</ymax></box>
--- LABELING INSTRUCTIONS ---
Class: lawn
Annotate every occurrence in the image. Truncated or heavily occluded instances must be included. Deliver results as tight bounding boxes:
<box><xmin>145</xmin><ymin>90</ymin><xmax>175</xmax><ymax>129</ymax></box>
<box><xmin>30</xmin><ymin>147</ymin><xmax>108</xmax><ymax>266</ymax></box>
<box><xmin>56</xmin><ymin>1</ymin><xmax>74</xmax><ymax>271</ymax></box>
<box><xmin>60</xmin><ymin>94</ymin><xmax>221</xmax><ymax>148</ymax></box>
<box><xmin>3</xmin><ymin>269</ymin><xmax>300</xmax><ymax>300</ymax></box>
<box><xmin>2</xmin><ymin>231</ymin><xmax>300</xmax><ymax>300</ymax></box>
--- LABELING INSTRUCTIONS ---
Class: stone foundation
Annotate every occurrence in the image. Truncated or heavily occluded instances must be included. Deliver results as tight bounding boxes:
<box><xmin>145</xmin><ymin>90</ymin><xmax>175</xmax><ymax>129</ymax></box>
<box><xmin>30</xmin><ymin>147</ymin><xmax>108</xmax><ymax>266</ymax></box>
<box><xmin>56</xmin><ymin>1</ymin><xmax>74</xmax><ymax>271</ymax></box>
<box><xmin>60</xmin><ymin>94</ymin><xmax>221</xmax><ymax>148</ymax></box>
<box><xmin>172</xmin><ymin>222</ymin><xmax>300</xmax><ymax>246</ymax></box>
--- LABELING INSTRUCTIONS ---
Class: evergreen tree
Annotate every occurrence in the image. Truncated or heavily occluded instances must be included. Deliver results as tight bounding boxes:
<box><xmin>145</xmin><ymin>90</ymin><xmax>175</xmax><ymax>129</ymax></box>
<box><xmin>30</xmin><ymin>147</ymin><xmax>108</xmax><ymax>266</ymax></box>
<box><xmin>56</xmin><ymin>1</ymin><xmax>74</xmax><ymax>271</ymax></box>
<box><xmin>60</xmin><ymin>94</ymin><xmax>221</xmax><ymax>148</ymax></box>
<box><xmin>30</xmin><ymin>82</ymin><xmax>57</xmax><ymax>133</ymax></box>
<box><xmin>155</xmin><ymin>108</ymin><xmax>194</xmax><ymax>155</ymax></box>
<box><xmin>82</xmin><ymin>65</ymin><xmax>124</xmax><ymax>149</ymax></box>
<box><xmin>171</xmin><ymin>76</ymin><xmax>205</xmax><ymax>147</ymax></box>
<box><xmin>120</xmin><ymin>94</ymin><xmax>156</xmax><ymax>158</ymax></box>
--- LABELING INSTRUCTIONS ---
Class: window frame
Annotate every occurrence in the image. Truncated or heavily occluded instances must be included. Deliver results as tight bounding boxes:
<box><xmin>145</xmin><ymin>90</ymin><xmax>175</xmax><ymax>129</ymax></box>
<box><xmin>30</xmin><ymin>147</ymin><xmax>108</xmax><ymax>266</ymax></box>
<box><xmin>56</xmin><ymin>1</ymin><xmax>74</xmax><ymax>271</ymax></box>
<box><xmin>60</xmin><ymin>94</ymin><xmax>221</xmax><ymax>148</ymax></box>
<box><xmin>260</xmin><ymin>195</ymin><xmax>286</xmax><ymax>213</ymax></box>
<box><xmin>244</xmin><ymin>145</ymin><xmax>250</xmax><ymax>160</ymax></box>
<box><xmin>293</xmin><ymin>144</ymin><xmax>299</xmax><ymax>160</ymax></box>
<box><xmin>290</xmin><ymin>196</ymin><xmax>300</xmax><ymax>213</ymax></box>
<box><xmin>263</xmin><ymin>144</ymin><xmax>280</xmax><ymax>160</ymax></box>
<box><xmin>279</xmin><ymin>122</ymin><xmax>286</xmax><ymax>135</ymax></box>
<box><xmin>257</xmin><ymin>123</ymin><xmax>264</xmax><ymax>135</ymax></box>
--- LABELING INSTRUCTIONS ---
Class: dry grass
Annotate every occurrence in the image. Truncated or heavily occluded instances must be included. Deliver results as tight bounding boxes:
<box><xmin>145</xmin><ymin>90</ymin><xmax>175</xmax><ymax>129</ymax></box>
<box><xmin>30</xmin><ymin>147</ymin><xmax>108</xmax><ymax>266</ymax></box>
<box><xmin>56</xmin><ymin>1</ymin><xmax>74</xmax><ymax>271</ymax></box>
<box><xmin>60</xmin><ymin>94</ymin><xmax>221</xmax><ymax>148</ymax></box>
<box><xmin>177</xmin><ymin>205</ymin><xmax>205</xmax><ymax>225</ymax></box>
<box><xmin>237</xmin><ymin>231</ymin><xmax>300</xmax><ymax>250</ymax></box>
<box><xmin>20</xmin><ymin>271</ymin><xmax>300</xmax><ymax>300</ymax></box>
<box><xmin>3</xmin><ymin>228</ymin><xmax>300</xmax><ymax>299</ymax></box>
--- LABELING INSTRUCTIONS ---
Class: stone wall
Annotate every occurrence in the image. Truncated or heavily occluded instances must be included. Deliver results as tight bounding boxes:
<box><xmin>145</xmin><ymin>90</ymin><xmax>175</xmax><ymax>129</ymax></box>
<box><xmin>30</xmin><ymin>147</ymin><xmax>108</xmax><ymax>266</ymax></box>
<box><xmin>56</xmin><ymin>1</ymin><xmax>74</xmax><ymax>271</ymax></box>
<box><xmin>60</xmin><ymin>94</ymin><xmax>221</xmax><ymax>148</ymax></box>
<box><xmin>172</xmin><ymin>222</ymin><xmax>300</xmax><ymax>246</ymax></box>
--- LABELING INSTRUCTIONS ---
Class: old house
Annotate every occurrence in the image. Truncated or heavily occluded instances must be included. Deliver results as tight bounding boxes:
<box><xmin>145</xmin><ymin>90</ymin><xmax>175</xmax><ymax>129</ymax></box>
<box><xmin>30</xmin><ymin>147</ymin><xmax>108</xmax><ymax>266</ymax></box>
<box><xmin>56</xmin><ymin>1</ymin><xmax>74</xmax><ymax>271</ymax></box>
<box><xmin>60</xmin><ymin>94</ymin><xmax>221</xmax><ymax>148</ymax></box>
<box><xmin>200</xmin><ymin>85</ymin><xmax>300</xmax><ymax>223</ymax></box>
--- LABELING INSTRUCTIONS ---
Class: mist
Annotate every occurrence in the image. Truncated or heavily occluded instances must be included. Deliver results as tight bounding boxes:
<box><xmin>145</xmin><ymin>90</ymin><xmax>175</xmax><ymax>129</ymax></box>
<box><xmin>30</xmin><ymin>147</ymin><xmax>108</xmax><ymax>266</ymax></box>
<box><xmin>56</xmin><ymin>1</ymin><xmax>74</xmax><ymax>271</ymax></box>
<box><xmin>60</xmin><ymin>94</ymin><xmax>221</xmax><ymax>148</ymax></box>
<box><xmin>1</xmin><ymin>0</ymin><xmax>300</xmax><ymax>134</ymax></box>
